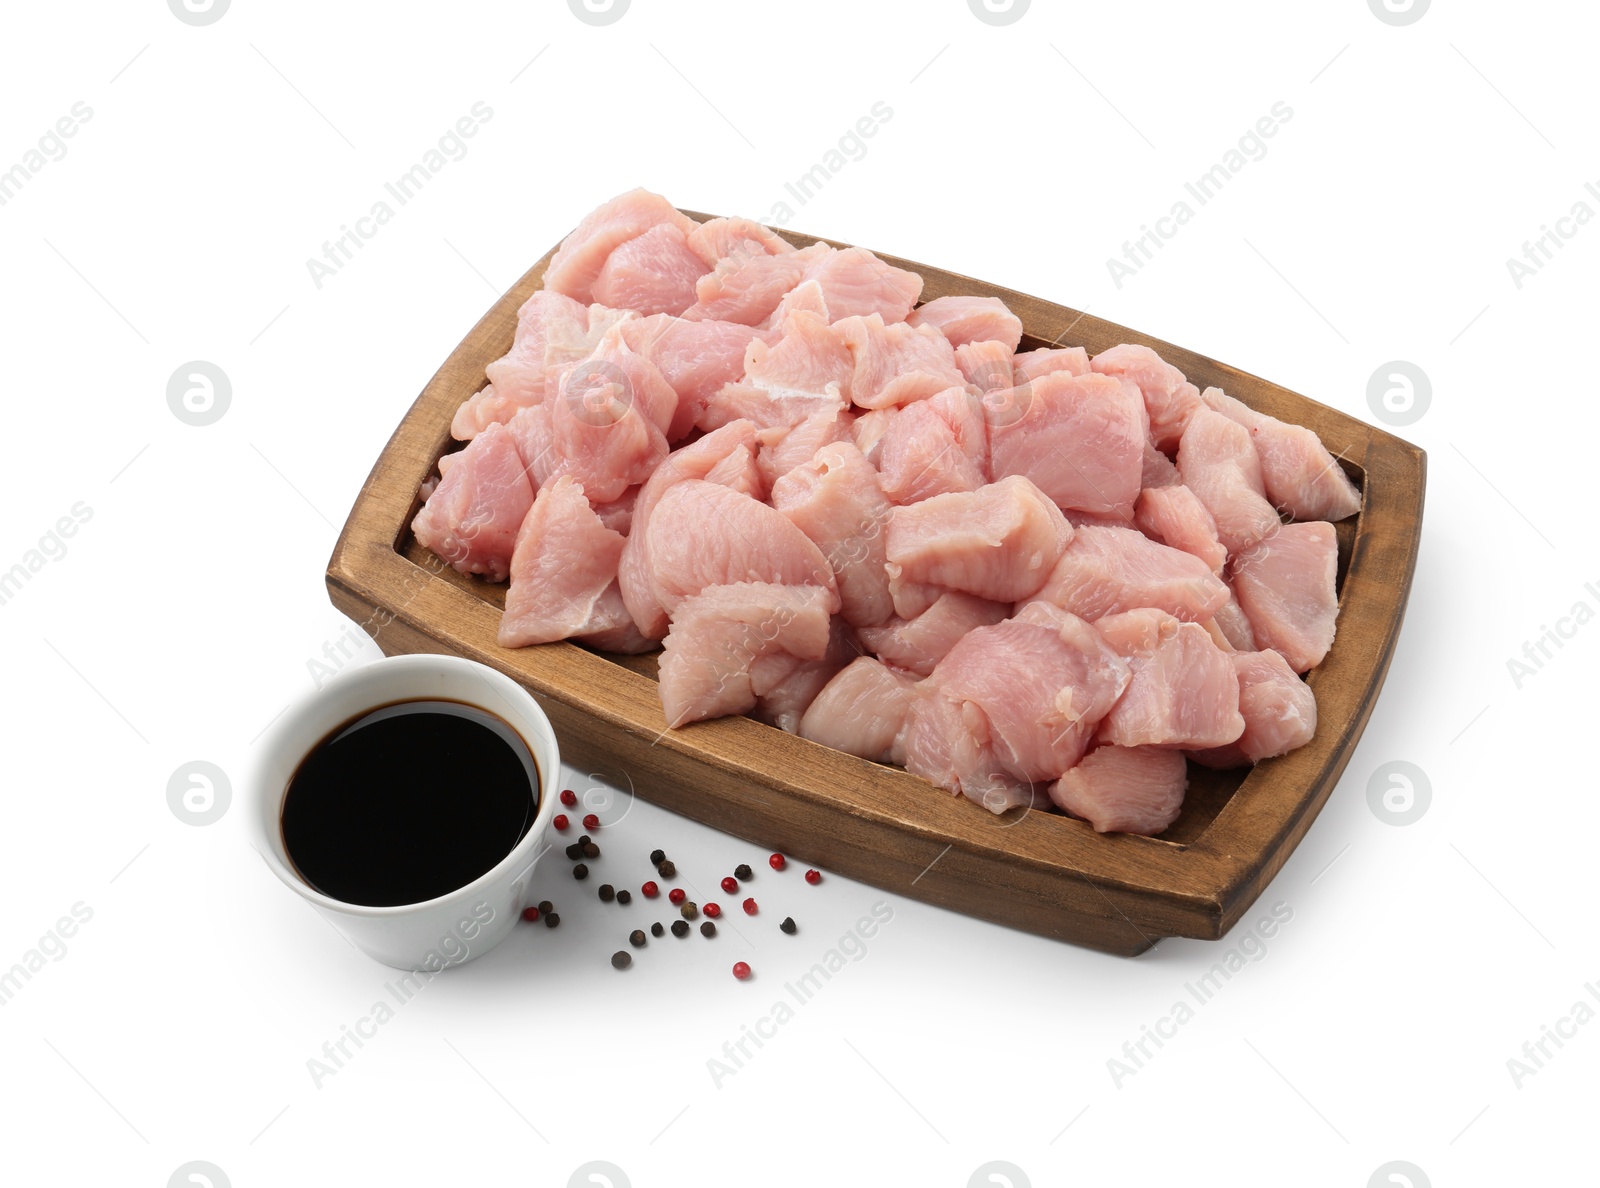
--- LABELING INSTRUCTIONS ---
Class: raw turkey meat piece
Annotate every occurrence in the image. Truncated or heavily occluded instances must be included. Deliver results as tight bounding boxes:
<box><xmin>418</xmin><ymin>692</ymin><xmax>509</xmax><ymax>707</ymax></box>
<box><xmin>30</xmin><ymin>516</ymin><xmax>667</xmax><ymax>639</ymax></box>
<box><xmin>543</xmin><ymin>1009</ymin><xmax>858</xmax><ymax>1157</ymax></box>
<box><xmin>571</xmin><ymin>580</ymin><xmax>655</xmax><ymax>654</ymax></box>
<box><xmin>986</xmin><ymin>371</ymin><xmax>1145</xmax><ymax>520</ymax></box>
<box><xmin>755</xmin><ymin>409</ymin><xmax>855</xmax><ymax>489</ymax></box>
<box><xmin>411</xmin><ymin>421</ymin><xmax>533</xmax><ymax>583</ymax></box>
<box><xmin>618</xmin><ymin>314</ymin><xmax>765</xmax><ymax>440</ymax></box>
<box><xmin>685</xmin><ymin>216</ymin><xmax>796</xmax><ymax>269</ymax></box>
<box><xmin>901</xmin><ymin>690</ymin><xmax>1037</xmax><ymax>814</ymax></box>
<box><xmin>851</xmin><ymin>406</ymin><xmax>895</xmax><ymax>465</ymax></box>
<box><xmin>657</xmin><ymin>582</ymin><xmax>834</xmax><ymax>727</ymax></box>
<box><xmin>1190</xmin><ymin>648</ymin><xmax>1317</xmax><ymax>769</ymax></box>
<box><xmin>1013</xmin><ymin>346</ymin><xmax>1089</xmax><ymax>384</ymax></box>
<box><xmin>837</xmin><ymin>314</ymin><xmax>966</xmax><ymax>409</ymax></box>
<box><xmin>1201</xmin><ymin>387</ymin><xmax>1361</xmax><ymax>522</ymax></box>
<box><xmin>1028</xmin><ymin>525</ymin><xmax>1229</xmax><ymax>622</ymax></box>
<box><xmin>1090</xmin><ymin>343</ymin><xmax>1202</xmax><ymax>453</ymax></box>
<box><xmin>643</xmin><ymin>479</ymin><xmax>839</xmax><ymax>618</ymax></box>
<box><xmin>955</xmin><ymin>339</ymin><xmax>1014</xmax><ymax>393</ymax></box>
<box><xmin>684</xmin><ymin>242</ymin><xmax>830</xmax><ymax>325</ymax></box>
<box><xmin>544</xmin><ymin>188</ymin><xmax>698</xmax><ymax>305</ymax></box>
<box><xmin>752</xmin><ymin>616</ymin><xmax>862</xmax><ymax>733</ymax></box>
<box><xmin>616</xmin><ymin>419</ymin><xmax>762</xmax><ymax>640</ymax></box>
<box><xmin>908</xmin><ymin>296</ymin><xmax>1023</xmax><ymax>352</ymax></box>
<box><xmin>886</xmin><ymin>475</ymin><xmax>1072</xmax><ymax>605</ymax></box>
<box><xmin>799</xmin><ymin>657</ymin><xmax>921</xmax><ymax>765</ymax></box>
<box><xmin>801</xmin><ymin>247</ymin><xmax>922</xmax><ymax>324</ymax></box>
<box><xmin>1177</xmin><ymin>407</ymin><xmax>1281</xmax><ymax>555</ymax></box>
<box><xmin>770</xmin><ymin>441</ymin><xmax>896</xmax><ymax>628</ymax></box>
<box><xmin>590</xmin><ymin>222</ymin><xmax>710</xmax><ymax>317</ymax></box>
<box><xmin>591</xmin><ymin>486</ymin><xmax>639</xmax><ymax>535</ymax></box>
<box><xmin>1141</xmin><ymin>440</ymin><xmax>1181</xmax><ymax>489</ymax></box>
<box><xmin>1135</xmin><ymin>484</ymin><xmax>1227</xmax><ymax>575</ymax></box>
<box><xmin>498</xmin><ymin>476</ymin><xmax>628</xmax><ymax>648</ymax></box>
<box><xmin>931</xmin><ymin>601</ymin><xmax>1132</xmax><ymax>784</ymax></box>
<box><xmin>1204</xmin><ymin>588</ymin><xmax>1258</xmax><ymax>653</ymax></box>
<box><xmin>876</xmin><ymin>397</ymin><xmax>988</xmax><ymax>505</ymax></box>
<box><xmin>855</xmin><ymin>591</ymin><xmax>1010</xmax><ymax>677</ymax></box>
<box><xmin>1049</xmin><ymin>745</ymin><xmax>1189</xmax><ymax>835</ymax></box>
<box><xmin>739</xmin><ymin>308</ymin><xmax>854</xmax><ymax>406</ymax></box>
<box><xmin>1230</xmin><ymin>520</ymin><xmax>1339</xmax><ymax>673</ymax></box>
<box><xmin>1096</xmin><ymin>611</ymin><xmax>1245</xmax><ymax>749</ymax></box>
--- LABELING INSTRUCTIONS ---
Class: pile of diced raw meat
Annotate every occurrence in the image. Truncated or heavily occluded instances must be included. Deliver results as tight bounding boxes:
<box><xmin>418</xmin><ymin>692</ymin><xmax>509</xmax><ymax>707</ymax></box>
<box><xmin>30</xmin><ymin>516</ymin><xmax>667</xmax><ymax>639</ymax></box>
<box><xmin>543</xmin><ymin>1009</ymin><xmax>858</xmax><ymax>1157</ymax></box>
<box><xmin>413</xmin><ymin>188</ymin><xmax>1361</xmax><ymax>836</ymax></box>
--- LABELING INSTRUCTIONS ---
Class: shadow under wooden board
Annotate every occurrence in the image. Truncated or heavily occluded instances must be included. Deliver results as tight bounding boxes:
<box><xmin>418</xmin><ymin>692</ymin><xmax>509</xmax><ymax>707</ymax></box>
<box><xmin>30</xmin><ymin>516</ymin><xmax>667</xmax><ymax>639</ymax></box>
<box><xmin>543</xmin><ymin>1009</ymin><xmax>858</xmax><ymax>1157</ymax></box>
<box><xmin>327</xmin><ymin>210</ymin><xmax>1426</xmax><ymax>956</ymax></box>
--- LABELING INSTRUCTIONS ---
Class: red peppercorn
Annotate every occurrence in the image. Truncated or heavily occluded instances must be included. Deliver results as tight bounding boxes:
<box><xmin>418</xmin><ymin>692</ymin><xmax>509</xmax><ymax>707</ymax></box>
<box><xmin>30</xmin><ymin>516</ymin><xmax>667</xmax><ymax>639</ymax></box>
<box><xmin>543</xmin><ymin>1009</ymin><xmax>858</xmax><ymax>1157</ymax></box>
<box><xmin>805</xmin><ymin>869</ymin><xmax>822</xmax><ymax>885</ymax></box>
<box><xmin>642</xmin><ymin>881</ymin><xmax>660</xmax><ymax>898</ymax></box>
<box><xmin>732</xmin><ymin>961</ymin><xmax>751</xmax><ymax>981</ymax></box>
<box><xmin>742</xmin><ymin>897</ymin><xmax>758</xmax><ymax>915</ymax></box>
<box><xmin>669</xmin><ymin>888</ymin><xmax>686</xmax><ymax>905</ymax></box>
<box><xmin>704</xmin><ymin>902</ymin><xmax>722</xmax><ymax>918</ymax></box>
<box><xmin>560</xmin><ymin>789</ymin><xmax>577</xmax><ymax>807</ymax></box>
<box><xmin>552</xmin><ymin>814</ymin><xmax>569</xmax><ymax>831</ymax></box>
<box><xmin>720</xmin><ymin>876</ymin><xmax>739</xmax><ymax>894</ymax></box>
<box><xmin>582</xmin><ymin>813</ymin><xmax>600</xmax><ymax>830</ymax></box>
<box><xmin>769</xmin><ymin>852</ymin><xmax>786</xmax><ymax>871</ymax></box>
<box><xmin>521</xmin><ymin>906</ymin><xmax>540</xmax><ymax>922</ymax></box>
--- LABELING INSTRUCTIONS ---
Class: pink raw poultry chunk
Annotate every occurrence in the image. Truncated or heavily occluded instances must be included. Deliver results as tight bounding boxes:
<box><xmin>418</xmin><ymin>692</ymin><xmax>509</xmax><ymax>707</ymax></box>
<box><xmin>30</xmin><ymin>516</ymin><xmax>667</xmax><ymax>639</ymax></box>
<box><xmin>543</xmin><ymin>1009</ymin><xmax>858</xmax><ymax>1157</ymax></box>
<box><xmin>1029</xmin><ymin>525</ymin><xmax>1228</xmax><ymax>622</ymax></box>
<box><xmin>851</xmin><ymin>407</ymin><xmax>895</xmax><ymax>465</ymax></box>
<box><xmin>1202</xmin><ymin>387</ymin><xmax>1361</xmax><ymax>522</ymax></box>
<box><xmin>591</xmin><ymin>486</ymin><xmax>639</xmax><ymax>535</ymax></box>
<box><xmin>1136</xmin><ymin>485</ymin><xmax>1228</xmax><ymax>575</ymax></box>
<box><xmin>886</xmin><ymin>475</ymin><xmax>1072</xmax><ymax>604</ymax></box>
<box><xmin>1096</xmin><ymin>610</ymin><xmax>1245</xmax><ymax>749</ymax></box>
<box><xmin>498</xmin><ymin>476</ymin><xmax>626</xmax><ymax>648</ymax></box>
<box><xmin>955</xmin><ymin>340</ymin><xmax>1014</xmax><ymax>393</ymax></box>
<box><xmin>756</xmin><ymin>410</ymin><xmax>855</xmax><ymax>489</ymax></box>
<box><xmin>1177</xmin><ymin>408</ymin><xmax>1281</xmax><ymax>555</ymax></box>
<box><xmin>803</xmin><ymin>247</ymin><xmax>922</xmax><ymax>323</ymax></box>
<box><xmin>1231</xmin><ymin>521</ymin><xmax>1340</xmax><ymax>673</ymax></box>
<box><xmin>855</xmin><ymin>591</ymin><xmax>1009</xmax><ymax>677</ymax></box>
<box><xmin>838</xmin><ymin>314</ymin><xmax>966</xmax><ymax>409</ymax></box>
<box><xmin>590</xmin><ymin>223</ymin><xmax>710</xmax><ymax>317</ymax></box>
<box><xmin>685</xmin><ymin>242</ymin><xmax>829</xmax><ymax>325</ymax></box>
<box><xmin>1013</xmin><ymin>346</ymin><xmax>1089</xmax><ymax>384</ymax></box>
<box><xmin>986</xmin><ymin>371</ymin><xmax>1145</xmax><ymax>519</ymax></box>
<box><xmin>618</xmin><ymin>314</ymin><xmax>764</xmax><ymax>441</ymax></box>
<box><xmin>1203</xmin><ymin>588</ymin><xmax>1259</xmax><ymax>653</ymax></box>
<box><xmin>799</xmin><ymin>657</ymin><xmax>920</xmax><ymax>765</ymax></box>
<box><xmin>645</xmin><ymin>480</ymin><xmax>839</xmax><ymax>618</ymax></box>
<box><xmin>544</xmin><ymin>188</ymin><xmax>698</xmax><ymax>305</ymax></box>
<box><xmin>657</xmin><ymin>583</ymin><xmax>834</xmax><ymax>727</ymax></box>
<box><xmin>908</xmin><ymin>296</ymin><xmax>1023</xmax><ymax>351</ymax></box>
<box><xmin>1049</xmin><ymin>746</ymin><xmax>1188</xmax><ymax>836</ymax></box>
<box><xmin>686</xmin><ymin>216</ymin><xmax>795</xmax><ymax>269</ymax></box>
<box><xmin>411</xmin><ymin>422</ymin><xmax>533</xmax><ymax>583</ymax></box>
<box><xmin>617</xmin><ymin>420</ymin><xmax>761</xmax><ymax>639</ymax></box>
<box><xmin>932</xmin><ymin>601</ymin><xmax>1132</xmax><ymax>784</ymax></box>
<box><xmin>1190</xmin><ymin>649</ymin><xmax>1317</xmax><ymax>769</ymax></box>
<box><xmin>753</xmin><ymin>617</ymin><xmax>862</xmax><ymax>733</ymax></box>
<box><xmin>770</xmin><ymin>441</ymin><xmax>896</xmax><ymax>628</ymax></box>
<box><xmin>455</xmin><ymin>294</ymin><xmax>634</xmax><ymax>440</ymax></box>
<box><xmin>1091</xmin><ymin>343</ymin><xmax>1203</xmax><ymax>452</ymax></box>
<box><xmin>876</xmin><ymin>397</ymin><xmax>987</xmax><ymax>505</ymax></box>
<box><xmin>1142</xmin><ymin>440</ymin><xmax>1181</xmax><ymax>489</ymax></box>
<box><xmin>901</xmin><ymin>691</ymin><xmax>1036</xmax><ymax>814</ymax></box>
<box><xmin>573</xmin><ymin>581</ymin><xmax>654</xmax><ymax>654</ymax></box>
<box><xmin>763</xmin><ymin>277</ymin><xmax>832</xmax><ymax>329</ymax></box>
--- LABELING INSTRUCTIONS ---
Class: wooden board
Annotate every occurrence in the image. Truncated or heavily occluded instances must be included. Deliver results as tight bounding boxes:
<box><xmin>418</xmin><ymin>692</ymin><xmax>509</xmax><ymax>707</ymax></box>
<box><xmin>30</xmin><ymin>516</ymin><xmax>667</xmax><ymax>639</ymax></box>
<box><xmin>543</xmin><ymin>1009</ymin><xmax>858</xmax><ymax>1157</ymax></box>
<box><xmin>327</xmin><ymin>212</ymin><xmax>1426</xmax><ymax>956</ymax></box>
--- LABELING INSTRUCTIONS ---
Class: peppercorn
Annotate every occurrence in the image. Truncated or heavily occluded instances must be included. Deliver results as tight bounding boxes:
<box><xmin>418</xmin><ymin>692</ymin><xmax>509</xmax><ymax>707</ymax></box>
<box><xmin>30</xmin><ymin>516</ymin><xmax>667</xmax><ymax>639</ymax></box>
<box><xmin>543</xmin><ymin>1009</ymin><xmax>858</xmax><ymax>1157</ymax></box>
<box><xmin>649</xmin><ymin>849</ymin><xmax>666</xmax><ymax>865</ymax></box>
<box><xmin>544</xmin><ymin>912</ymin><xmax>560</xmax><ymax>928</ymax></box>
<box><xmin>560</xmin><ymin>790</ymin><xmax>577</xmax><ymax>807</ymax></box>
<box><xmin>650</xmin><ymin>922</ymin><xmax>664</xmax><ymax>937</ymax></box>
<box><xmin>671</xmin><ymin>920</ymin><xmax>690</xmax><ymax>938</ymax></box>
<box><xmin>617</xmin><ymin>890</ymin><xmax>632</xmax><ymax>905</ymax></box>
<box><xmin>599</xmin><ymin>884</ymin><xmax>615</xmax><ymax>902</ymax></box>
<box><xmin>805</xmin><ymin>869</ymin><xmax>822</xmax><ymax>885</ymax></box>
<box><xmin>700</xmin><ymin>921</ymin><xmax>717</xmax><ymax>938</ymax></box>
<box><xmin>611</xmin><ymin>951</ymin><xmax>631</xmax><ymax>970</ymax></box>
<box><xmin>734</xmin><ymin>863</ymin><xmax>753</xmax><ymax>881</ymax></box>
<box><xmin>668</xmin><ymin>888</ymin><xmax>686</xmax><ymax>905</ymax></box>
<box><xmin>680</xmin><ymin>902</ymin><xmax>699</xmax><ymax>920</ymax></box>
<box><xmin>656</xmin><ymin>859</ymin><xmax>677</xmax><ymax>879</ymax></box>
<box><xmin>780</xmin><ymin>916</ymin><xmax>797</xmax><ymax>935</ymax></box>
<box><xmin>769</xmin><ymin>852</ymin><xmax>786</xmax><ymax>871</ymax></box>
<box><xmin>629</xmin><ymin>929</ymin><xmax>647</xmax><ymax>948</ymax></box>
<box><xmin>732</xmin><ymin>961</ymin><xmax>751</xmax><ymax>980</ymax></box>
<box><xmin>742</xmin><ymin>897</ymin><xmax>758</xmax><ymax>915</ymax></box>
<box><xmin>521</xmin><ymin>906</ymin><xmax>539</xmax><ymax>923</ymax></box>
<box><xmin>537</xmin><ymin>900</ymin><xmax>554</xmax><ymax>915</ymax></box>
<box><xmin>573</xmin><ymin>863</ymin><xmax>589</xmax><ymax>881</ymax></box>
<box><xmin>582</xmin><ymin>842</ymin><xmax>600</xmax><ymax>859</ymax></box>
<box><xmin>720</xmin><ymin>876</ymin><xmax>739</xmax><ymax>894</ymax></box>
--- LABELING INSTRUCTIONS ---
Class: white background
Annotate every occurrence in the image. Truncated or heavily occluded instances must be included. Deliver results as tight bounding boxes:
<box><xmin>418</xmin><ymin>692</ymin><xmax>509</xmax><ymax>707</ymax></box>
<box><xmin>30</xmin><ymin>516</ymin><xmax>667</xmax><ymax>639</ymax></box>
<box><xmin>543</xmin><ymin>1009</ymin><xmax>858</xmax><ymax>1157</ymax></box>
<box><xmin>1</xmin><ymin>1</ymin><xmax>1594</xmax><ymax>1185</ymax></box>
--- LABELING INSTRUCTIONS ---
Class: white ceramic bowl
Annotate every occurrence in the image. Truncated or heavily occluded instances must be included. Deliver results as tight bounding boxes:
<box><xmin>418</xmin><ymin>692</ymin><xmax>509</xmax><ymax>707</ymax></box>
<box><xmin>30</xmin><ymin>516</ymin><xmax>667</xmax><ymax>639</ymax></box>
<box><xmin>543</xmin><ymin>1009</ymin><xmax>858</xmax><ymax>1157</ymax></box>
<box><xmin>250</xmin><ymin>653</ymin><xmax>559</xmax><ymax>970</ymax></box>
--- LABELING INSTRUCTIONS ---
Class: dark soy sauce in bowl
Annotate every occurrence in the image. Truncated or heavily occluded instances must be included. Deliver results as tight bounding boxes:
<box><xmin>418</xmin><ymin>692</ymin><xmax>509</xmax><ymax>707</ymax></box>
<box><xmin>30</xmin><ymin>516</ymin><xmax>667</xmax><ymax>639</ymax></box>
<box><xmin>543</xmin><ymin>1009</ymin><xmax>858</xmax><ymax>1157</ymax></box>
<box><xmin>281</xmin><ymin>700</ymin><xmax>538</xmax><ymax>907</ymax></box>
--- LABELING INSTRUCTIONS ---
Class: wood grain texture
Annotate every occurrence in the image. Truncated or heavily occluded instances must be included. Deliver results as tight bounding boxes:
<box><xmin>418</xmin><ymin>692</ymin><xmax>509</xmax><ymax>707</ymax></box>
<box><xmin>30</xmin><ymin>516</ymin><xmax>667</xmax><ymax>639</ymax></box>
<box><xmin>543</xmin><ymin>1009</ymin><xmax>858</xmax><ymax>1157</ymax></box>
<box><xmin>327</xmin><ymin>211</ymin><xmax>1426</xmax><ymax>956</ymax></box>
